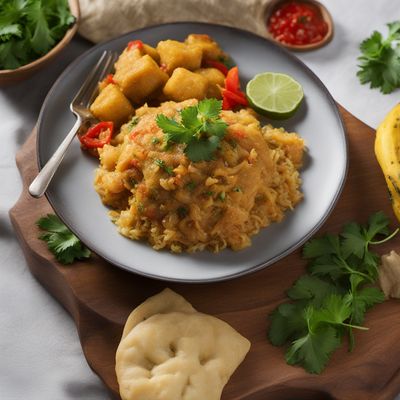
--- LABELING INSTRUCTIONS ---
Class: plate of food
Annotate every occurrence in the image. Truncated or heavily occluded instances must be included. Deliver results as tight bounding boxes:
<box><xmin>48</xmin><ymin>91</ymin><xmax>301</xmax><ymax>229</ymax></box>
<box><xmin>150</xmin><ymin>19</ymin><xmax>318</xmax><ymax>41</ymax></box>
<box><xmin>36</xmin><ymin>22</ymin><xmax>347</xmax><ymax>282</ymax></box>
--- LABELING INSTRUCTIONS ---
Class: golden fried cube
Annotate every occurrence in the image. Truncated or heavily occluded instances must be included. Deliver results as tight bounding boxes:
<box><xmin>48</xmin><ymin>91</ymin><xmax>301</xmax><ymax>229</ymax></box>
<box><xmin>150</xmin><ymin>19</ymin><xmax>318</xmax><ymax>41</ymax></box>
<box><xmin>143</xmin><ymin>44</ymin><xmax>160</xmax><ymax>64</ymax></box>
<box><xmin>114</xmin><ymin>55</ymin><xmax>168</xmax><ymax>104</ymax></box>
<box><xmin>114</xmin><ymin>48</ymin><xmax>142</xmax><ymax>75</ymax></box>
<box><xmin>185</xmin><ymin>34</ymin><xmax>225</xmax><ymax>60</ymax></box>
<box><xmin>195</xmin><ymin>67</ymin><xmax>225</xmax><ymax>99</ymax></box>
<box><xmin>163</xmin><ymin>68</ymin><xmax>208</xmax><ymax>101</ymax></box>
<box><xmin>156</xmin><ymin>40</ymin><xmax>202</xmax><ymax>73</ymax></box>
<box><xmin>90</xmin><ymin>84</ymin><xmax>134</xmax><ymax>126</ymax></box>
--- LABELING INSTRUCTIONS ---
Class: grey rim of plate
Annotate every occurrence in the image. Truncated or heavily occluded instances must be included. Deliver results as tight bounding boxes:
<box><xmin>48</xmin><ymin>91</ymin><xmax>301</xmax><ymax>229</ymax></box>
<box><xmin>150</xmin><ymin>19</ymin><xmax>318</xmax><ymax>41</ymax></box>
<box><xmin>36</xmin><ymin>22</ymin><xmax>348</xmax><ymax>283</ymax></box>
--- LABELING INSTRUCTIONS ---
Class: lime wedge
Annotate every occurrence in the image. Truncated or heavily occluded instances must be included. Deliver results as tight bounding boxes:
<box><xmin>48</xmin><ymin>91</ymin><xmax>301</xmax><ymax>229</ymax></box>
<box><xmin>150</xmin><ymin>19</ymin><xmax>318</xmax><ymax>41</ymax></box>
<box><xmin>246</xmin><ymin>72</ymin><xmax>304</xmax><ymax>119</ymax></box>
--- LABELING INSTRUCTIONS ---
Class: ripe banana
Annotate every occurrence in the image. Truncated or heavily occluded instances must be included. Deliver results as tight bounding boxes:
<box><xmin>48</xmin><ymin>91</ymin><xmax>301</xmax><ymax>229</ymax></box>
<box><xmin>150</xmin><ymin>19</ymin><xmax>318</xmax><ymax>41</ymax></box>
<box><xmin>375</xmin><ymin>103</ymin><xmax>400</xmax><ymax>221</ymax></box>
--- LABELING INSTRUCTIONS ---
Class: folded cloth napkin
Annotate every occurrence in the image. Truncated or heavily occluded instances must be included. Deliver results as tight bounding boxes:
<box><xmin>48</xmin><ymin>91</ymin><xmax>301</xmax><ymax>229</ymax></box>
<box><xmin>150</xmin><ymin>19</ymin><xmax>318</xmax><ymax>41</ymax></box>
<box><xmin>78</xmin><ymin>0</ymin><xmax>270</xmax><ymax>43</ymax></box>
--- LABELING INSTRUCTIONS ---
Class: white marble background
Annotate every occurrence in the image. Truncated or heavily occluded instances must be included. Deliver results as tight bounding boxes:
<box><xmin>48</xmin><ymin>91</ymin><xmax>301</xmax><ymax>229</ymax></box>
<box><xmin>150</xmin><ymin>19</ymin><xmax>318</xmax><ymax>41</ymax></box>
<box><xmin>1</xmin><ymin>1</ymin><xmax>400</xmax><ymax>398</ymax></box>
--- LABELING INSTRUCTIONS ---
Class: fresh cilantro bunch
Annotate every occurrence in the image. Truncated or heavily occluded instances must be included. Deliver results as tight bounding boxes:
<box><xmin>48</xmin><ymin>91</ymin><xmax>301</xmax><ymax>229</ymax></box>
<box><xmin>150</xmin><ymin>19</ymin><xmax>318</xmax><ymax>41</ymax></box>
<box><xmin>156</xmin><ymin>99</ymin><xmax>228</xmax><ymax>162</ymax></box>
<box><xmin>269</xmin><ymin>212</ymin><xmax>398</xmax><ymax>374</ymax></box>
<box><xmin>37</xmin><ymin>214</ymin><xmax>91</xmax><ymax>264</ymax></box>
<box><xmin>357</xmin><ymin>21</ymin><xmax>400</xmax><ymax>94</ymax></box>
<box><xmin>0</xmin><ymin>0</ymin><xmax>75</xmax><ymax>70</ymax></box>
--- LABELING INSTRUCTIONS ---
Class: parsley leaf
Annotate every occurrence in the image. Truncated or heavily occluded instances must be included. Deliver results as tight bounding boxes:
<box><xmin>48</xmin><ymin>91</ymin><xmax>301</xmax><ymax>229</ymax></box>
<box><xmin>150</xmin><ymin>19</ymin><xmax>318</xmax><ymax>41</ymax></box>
<box><xmin>37</xmin><ymin>214</ymin><xmax>91</xmax><ymax>264</ymax></box>
<box><xmin>349</xmin><ymin>285</ymin><xmax>385</xmax><ymax>326</ymax></box>
<box><xmin>357</xmin><ymin>21</ymin><xmax>400</xmax><ymax>94</ymax></box>
<box><xmin>185</xmin><ymin>135</ymin><xmax>220</xmax><ymax>162</ymax></box>
<box><xmin>285</xmin><ymin>306</ymin><xmax>342</xmax><ymax>374</ymax></box>
<box><xmin>287</xmin><ymin>275</ymin><xmax>338</xmax><ymax>307</ymax></box>
<box><xmin>268</xmin><ymin>211</ymin><xmax>397</xmax><ymax>374</ymax></box>
<box><xmin>156</xmin><ymin>99</ymin><xmax>228</xmax><ymax>162</ymax></box>
<box><xmin>269</xmin><ymin>303</ymin><xmax>307</xmax><ymax>346</ymax></box>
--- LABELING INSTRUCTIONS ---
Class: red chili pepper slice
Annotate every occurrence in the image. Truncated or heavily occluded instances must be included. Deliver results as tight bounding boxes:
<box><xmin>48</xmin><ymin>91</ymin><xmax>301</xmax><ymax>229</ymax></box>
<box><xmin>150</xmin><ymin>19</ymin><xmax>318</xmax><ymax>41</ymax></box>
<box><xmin>105</xmin><ymin>74</ymin><xmax>115</xmax><ymax>84</ymax></box>
<box><xmin>222</xmin><ymin>88</ymin><xmax>248</xmax><ymax>106</ymax></box>
<box><xmin>79</xmin><ymin>121</ymin><xmax>114</xmax><ymax>149</ymax></box>
<box><xmin>222</xmin><ymin>67</ymin><xmax>248</xmax><ymax>110</ymax></box>
<box><xmin>127</xmin><ymin>40</ymin><xmax>144</xmax><ymax>51</ymax></box>
<box><xmin>222</xmin><ymin>95</ymin><xmax>233</xmax><ymax>110</ymax></box>
<box><xmin>203</xmin><ymin>59</ymin><xmax>229</xmax><ymax>76</ymax></box>
<box><xmin>225</xmin><ymin>66</ymin><xmax>240</xmax><ymax>93</ymax></box>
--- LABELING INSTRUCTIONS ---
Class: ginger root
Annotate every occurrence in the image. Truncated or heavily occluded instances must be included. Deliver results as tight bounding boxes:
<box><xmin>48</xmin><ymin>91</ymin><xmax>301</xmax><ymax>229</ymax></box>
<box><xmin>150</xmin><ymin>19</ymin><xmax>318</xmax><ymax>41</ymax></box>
<box><xmin>379</xmin><ymin>250</ymin><xmax>400</xmax><ymax>298</ymax></box>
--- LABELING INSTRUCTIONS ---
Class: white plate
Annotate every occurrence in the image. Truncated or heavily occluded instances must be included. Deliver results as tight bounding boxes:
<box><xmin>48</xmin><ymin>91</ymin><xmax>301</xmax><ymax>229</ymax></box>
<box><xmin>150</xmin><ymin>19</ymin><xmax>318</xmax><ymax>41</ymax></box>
<box><xmin>37</xmin><ymin>23</ymin><xmax>347</xmax><ymax>282</ymax></box>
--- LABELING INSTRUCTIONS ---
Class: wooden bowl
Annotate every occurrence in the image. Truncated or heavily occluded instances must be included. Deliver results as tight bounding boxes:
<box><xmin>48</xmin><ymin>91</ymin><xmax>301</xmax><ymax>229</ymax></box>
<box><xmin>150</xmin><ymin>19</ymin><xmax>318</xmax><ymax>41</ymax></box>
<box><xmin>265</xmin><ymin>0</ymin><xmax>334</xmax><ymax>52</ymax></box>
<box><xmin>0</xmin><ymin>0</ymin><xmax>80</xmax><ymax>85</ymax></box>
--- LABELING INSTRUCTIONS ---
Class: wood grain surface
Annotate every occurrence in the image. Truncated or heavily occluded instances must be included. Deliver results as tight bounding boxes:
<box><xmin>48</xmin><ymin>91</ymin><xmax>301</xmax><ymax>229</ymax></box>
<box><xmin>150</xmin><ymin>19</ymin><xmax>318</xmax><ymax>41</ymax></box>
<box><xmin>9</xmin><ymin>106</ymin><xmax>400</xmax><ymax>400</ymax></box>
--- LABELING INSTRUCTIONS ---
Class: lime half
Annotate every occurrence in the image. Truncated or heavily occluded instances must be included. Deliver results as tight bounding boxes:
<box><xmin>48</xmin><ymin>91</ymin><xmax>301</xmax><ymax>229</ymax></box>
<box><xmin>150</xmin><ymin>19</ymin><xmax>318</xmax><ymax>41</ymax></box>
<box><xmin>246</xmin><ymin>72</ymin><xmax>304</xmax><ymax>119</ymax></box>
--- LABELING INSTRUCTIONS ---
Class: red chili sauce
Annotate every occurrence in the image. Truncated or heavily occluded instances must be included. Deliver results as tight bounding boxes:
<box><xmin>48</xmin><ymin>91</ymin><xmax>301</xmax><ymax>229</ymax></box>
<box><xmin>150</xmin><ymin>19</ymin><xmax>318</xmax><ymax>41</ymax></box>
<box><xmin>268</xmin><ymin>1</ymin><xmax>328</xmax><ymax>46</ymax></box>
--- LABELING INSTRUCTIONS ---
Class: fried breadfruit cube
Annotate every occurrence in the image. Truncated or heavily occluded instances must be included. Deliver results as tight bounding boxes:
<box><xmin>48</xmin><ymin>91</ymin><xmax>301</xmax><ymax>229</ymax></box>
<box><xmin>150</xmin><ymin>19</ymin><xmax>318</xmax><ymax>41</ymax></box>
<box><xmin>115</xmin><ymin>44</ymin><xmax>160</xmax><ymax>75</ymax></box>
<box><xmin>195</xmin><ymin>67</ymin><xmax>225</xmax><ymax>99</ymax></box>
<box><xmin>142</xmin><ymin>44</ymin><xmax>160</xmax><ymax>64</ymax></box>
<box><xmin>114</xmin><ymin>48</ymin><xmax>142</xmax><ymax>75</ymax></box>
<box><xmin>114</xmin><ymin>55</ymin><xmax>168</xmax><ymax>104</ymax></box>
<box><xmin>157</xmin><ymin>40</ymin><xmax>202</xmax><ymax>73</ymax></box>
<box><xmin>185</xmin><ymin>34</ymin><xmax>225</xmax><ymax>60</ymax></box>
<box><xmin>163</xmin><ymin>68</ymin><xmax>208</xmax><ymax>101</ymax></box>
<box><xmin>90</xmin><ymin>84</ymin><xmax>134</xmax><ymax>126</ymax></box>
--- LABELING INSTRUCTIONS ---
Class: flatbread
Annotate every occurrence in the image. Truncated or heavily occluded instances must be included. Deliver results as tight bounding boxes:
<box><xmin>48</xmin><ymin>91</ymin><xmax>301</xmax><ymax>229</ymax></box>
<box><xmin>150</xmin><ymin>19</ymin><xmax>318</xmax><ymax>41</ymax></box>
<box><xmin>121</xmin><ymin>288</ymin><xmax>196</xmax><ymax>339</ymax></box>
<box><xmin>116</xmin><ymin>289</ymin><xmax>250</xmax><ymax>400</ymax></box>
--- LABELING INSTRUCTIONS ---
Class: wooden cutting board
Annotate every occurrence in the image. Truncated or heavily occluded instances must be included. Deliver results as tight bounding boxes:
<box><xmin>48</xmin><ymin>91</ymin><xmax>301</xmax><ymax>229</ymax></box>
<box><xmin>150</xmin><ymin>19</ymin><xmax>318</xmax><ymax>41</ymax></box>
<box><xmin>9</xmin><ymin>106</ymin><xmax>400</xmax><ymax>400</ymax></box>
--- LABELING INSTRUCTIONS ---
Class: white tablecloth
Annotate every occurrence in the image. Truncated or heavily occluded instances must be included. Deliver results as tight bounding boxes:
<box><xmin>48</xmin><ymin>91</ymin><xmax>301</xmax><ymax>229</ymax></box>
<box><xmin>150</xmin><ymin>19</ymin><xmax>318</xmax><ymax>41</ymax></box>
<box><xmin>1</xmin><ymin>1</ymin><xmax>400</xmax><ymax>398</ymax></box>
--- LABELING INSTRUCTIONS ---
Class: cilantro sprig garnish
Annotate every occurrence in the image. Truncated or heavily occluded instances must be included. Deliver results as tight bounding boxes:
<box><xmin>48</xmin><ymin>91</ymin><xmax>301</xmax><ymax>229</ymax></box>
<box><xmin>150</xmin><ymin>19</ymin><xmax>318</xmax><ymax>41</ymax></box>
<box><xmin>357</xmin><ymin>21</ymin><xmax>400</xmax><ymax>94</ymax></box>
<box><xmin>37</xmin><ymin>214</ymin><xmax>91</xmax><ymax>264</ymax></box>
<box><xmin>268</xmin><ymin>211</ymin><xmax>398</xmax><ymax>374</ymax></box>
<box><xmin>0</xmin><ymin>0</ymin><xmax>75</xmax><ymax>70</ymax></box>
<box><xmin>155</xmin><ymin>99</ymin><xmax>228</xmax><ymax>162</ymax></box>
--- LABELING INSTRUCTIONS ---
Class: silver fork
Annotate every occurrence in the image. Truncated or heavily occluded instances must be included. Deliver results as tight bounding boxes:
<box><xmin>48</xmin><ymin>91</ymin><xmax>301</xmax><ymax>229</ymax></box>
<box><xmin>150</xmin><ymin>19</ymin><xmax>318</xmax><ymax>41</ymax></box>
<box><xmin>29</xmin><ymin>50</ymin><xmax>119</xmax><ymax>198</ymax></box>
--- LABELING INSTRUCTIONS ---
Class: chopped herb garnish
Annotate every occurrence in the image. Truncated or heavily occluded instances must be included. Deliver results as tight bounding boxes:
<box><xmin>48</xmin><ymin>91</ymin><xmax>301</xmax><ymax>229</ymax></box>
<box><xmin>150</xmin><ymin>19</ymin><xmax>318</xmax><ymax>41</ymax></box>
<box><xmin>185</xmin><ymin>181</ymin><xmax>197</xmax><ymax>191</ymax></box>
<box><xmin>156</xmin><ymin>99</ymin><xmax>228</xmax><ymax>162</ymax></box>
<box><xmin>298</xmin><ymin>15</ymin><xmax>308</xmax><ymax>24</ymax></box>
<box><xmin>154</xmin><ymin>159</ymin><xmax>175</xmax><ymax>176</ymax></box>
<box><xmin>218</xmin><ymin>191</ymin><xmax>226</xmax><ymax>201</ymax></box>
<box><xmin>177</xmin><ymin>206</ymin><xmax>188</xmax><ymax>218</ymax></box>
<box><xmin>152</xmin><ymin>137</ymin><xmax>160</xmax><ymax>145</ymax></box>
<box><xmin>228</xmin><ymin>139</ymin><xmax>237</xmax><ymax>148</ymax></box>
<box><xmin>128</xmin><ymin>178</ymin><xmax>137</xmax><ymax>188</ymax></box>
<box><xmin>36</xmin><ymin>214</ymin><xmax>91</xmax><ymax>264</ymax></box>
<box><xmin>204</xmin><ymin>191</ymin><xmax>214</xmax><ymax>196</ymax></box>
<box><xmin>126</xmin><ymin>116</ymin><xmax>139</xmax><ymax>130</ymax></box>
<box><xmin>233</xmin><ymin>187</ymin><xmax>242</xmax><ymax>192</ymax></box>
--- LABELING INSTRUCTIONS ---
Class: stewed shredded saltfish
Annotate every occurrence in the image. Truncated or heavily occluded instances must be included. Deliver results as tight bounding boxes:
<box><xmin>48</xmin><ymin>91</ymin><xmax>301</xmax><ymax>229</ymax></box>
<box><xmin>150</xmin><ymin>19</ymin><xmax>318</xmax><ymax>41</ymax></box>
<box><xmin>94</xmin><ymin>99</ymin><xmax>304</xmax><ymax>252</ymax></box>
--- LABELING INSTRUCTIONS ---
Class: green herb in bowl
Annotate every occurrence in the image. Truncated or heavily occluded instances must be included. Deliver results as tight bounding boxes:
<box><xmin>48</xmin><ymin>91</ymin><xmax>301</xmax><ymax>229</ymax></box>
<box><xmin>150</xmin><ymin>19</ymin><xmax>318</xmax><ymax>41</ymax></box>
<box><xmin>0</xmin><ymin>0</ymin><xmax>75</xmax><ymax>70</ymax></box>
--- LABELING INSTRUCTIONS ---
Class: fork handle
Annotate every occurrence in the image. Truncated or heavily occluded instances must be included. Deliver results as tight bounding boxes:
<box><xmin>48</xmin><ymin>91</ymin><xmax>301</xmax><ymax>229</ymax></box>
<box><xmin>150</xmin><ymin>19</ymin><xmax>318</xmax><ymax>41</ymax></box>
<box><xmin>29</xmin><ymin>117</ymin><xmax>82</xmax><ymax>198</ymax></box>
